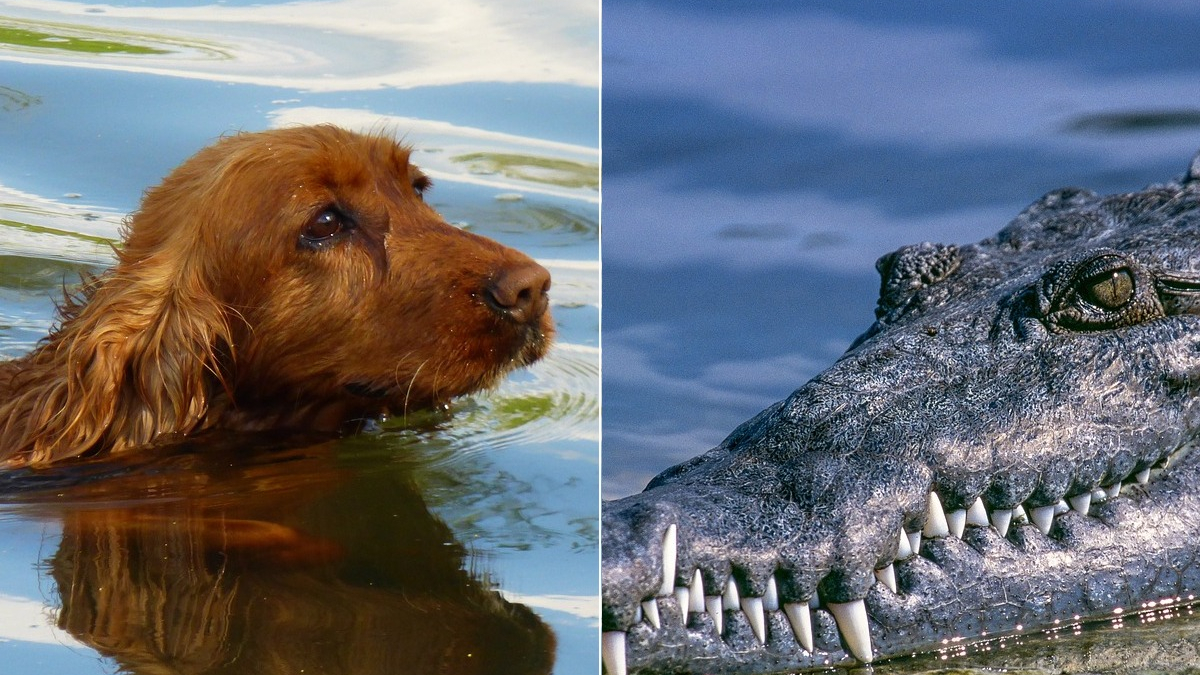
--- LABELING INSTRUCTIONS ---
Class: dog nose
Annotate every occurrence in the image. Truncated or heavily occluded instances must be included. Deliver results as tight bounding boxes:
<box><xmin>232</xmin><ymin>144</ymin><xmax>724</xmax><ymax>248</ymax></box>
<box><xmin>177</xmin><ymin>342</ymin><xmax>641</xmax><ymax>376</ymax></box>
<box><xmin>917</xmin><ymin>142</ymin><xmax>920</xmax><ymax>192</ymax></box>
<box><xmin>485</xmin><ymin>261</ymin><xmax>551</xmax><ymax>324</ymax></box>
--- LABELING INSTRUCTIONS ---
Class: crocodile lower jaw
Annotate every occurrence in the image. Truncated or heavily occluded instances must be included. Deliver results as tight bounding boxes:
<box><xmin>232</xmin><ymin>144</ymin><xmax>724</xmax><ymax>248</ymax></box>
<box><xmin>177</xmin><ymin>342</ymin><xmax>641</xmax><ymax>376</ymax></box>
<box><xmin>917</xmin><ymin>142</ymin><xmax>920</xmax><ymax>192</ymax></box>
<box><xmin>602</xmin><ymin>444</ymin><xmax>1193</xmax><ymax>675</ymax></box>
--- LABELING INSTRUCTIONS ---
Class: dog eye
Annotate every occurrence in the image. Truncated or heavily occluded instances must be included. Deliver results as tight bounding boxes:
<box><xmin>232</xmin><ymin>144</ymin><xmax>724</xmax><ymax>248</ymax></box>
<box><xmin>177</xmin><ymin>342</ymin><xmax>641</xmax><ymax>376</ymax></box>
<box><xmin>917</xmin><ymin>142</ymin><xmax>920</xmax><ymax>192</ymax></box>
<box><xmin>413</xmin><ymin>174</ymin><xmax>432</xmax><ymax>197</ymax></box>
<box><xmin>308</xmin><ymin>210</ymin><xmax>343</xmax><ymax>238</ymax></box>
<box><xmin>299</xmin><ymin>208</ymin><xmax>352</xmax><ymax>250</ymax></box>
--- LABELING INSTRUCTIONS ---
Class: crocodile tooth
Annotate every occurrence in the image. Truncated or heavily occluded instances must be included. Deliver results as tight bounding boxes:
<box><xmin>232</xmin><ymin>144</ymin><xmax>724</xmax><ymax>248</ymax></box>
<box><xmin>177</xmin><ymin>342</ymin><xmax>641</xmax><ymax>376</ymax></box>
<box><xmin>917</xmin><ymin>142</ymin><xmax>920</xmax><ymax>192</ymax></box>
<box><xmin>1136</xmin><ymin>468</ymin><xmax>1151</xmax><ymax>484</ymax></box>
<box><xmin>1068</xmin><ymin>492</ymin><xmax>1091</xmax><ymax>515</ymax></box>
<box><xmin>641</xmin><ymin>599</ymin><xmax>661</xmax><ymax>629</ymax></box>
<box><xmin>923</xmin><ymin>492</ymin><xmax>949</xmax><ymax>537</ymax></box>
<box><xmin>723</xmin><ymin>577</ymin><xmax>739</xmax><ymax>606</ymax></box>
<box><xmin>601</xmin><ymin>631</ymin><xmax>627</xmax><ymax>675</ymax></box>
<box><xmin>896</xmin><ymin>526</ymin><xmax>913</xmax><ymax>559</ymax></box>
<box><xmin>706</xmin><ymin>596</ymin><xmax>723</xmax><ymax>634</ymax></box>
<box><xmin>875</xmin><ymin>564</ymin><xmax>897</xmax><ymax>593</ymax></box>
<box><xmin>1092</xmin><ymin>487</ymin><xmax>1108</xmax><ymax>503</ymax></box>
<box><xmin>634</xmin><ymin>603</ymin><xmax>643</xmax><ymax>624</ymax></box>
<box><xmin>658</xmin><ymin>524</ymin><xmax>677</xmax><ymax>596</ymax></box>
<box><xmin>1012</xmin><ymin>505</ymin><xmax>1028</xmax><ymax>523</ymax></box>
<box><xmin>1030</xmin><ymin>504</ymin><xmax>1055</xmax><ymax>534</ymax></box>
<box><xmin>741</xmin><ymin>597</ymin><xmax>767</xmax><ymax>644</ymax></box>
<box><xmin>991</xmin><ymin>508</ymin><xmax>1013</xmax><ymax>537</ymax></box>
<box><xmin>809</xmin><ymin>593</ymin><xmax>820</xmax><ymax>609</ymax></box>
<box><xmin>1053</xmin><ymin>499</ymin><xmax>1069</xmax><ymax>515</ymax></box>
<box><xmin>829</xmin><ymin>599</ymin><xmax>874</xmax><ymax>663</ymax></box>
<box><xmin>946</xmin><ymin>509</ymin><xmax>966</xmax><ymax>538</ymax></box>
<box><xmin>674</xmin><ymin>587</ymin><xmax>689</xmax><ymax>624</ymax></box>
<box><xmin>763</xmin><ymin>576</ymin><xmax>780</xmax><ymax>611</ymax></box>
<box><xmin>1106</xmin><ymin>483</ymin><xmax>1121</xmax><ymax>499</ymax></box>
<box><xmin>907</xmin><ymin>530</ymin><xmax>922</xmax><ymax>555</ymax></box>
<box><xmin>966</xmin><ymin>497</ymin><xmax>989</xmax><ymax>527</ymax></box>
<box><xmin>784</xmin><ymin>602</ymin><xmax>814</xmax><ymax>652</ymax></box>
<box><xmin>689</xmin><ymin>570</ymin><xmax>704</xmax><ymax>612</ymax></box>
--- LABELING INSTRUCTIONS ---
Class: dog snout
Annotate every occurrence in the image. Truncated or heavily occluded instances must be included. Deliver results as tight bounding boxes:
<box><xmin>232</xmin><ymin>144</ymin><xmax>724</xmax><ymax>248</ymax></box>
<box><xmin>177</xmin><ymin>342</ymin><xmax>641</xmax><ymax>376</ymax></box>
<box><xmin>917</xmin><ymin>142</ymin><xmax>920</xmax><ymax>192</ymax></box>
<box><xmin>485</xmin><ymin>261</ymin><xmax>552</xmax><ymax>324</ymax></box>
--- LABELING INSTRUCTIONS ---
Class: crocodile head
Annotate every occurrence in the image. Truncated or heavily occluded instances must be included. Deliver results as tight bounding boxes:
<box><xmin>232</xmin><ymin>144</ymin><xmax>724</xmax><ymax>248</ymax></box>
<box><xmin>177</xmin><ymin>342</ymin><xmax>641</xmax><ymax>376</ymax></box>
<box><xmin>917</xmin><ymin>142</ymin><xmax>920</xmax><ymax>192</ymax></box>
<box><xmin>602</xmin><ymin>153</ymin><xmax>1200</xmax><ymax>673</ymax></box>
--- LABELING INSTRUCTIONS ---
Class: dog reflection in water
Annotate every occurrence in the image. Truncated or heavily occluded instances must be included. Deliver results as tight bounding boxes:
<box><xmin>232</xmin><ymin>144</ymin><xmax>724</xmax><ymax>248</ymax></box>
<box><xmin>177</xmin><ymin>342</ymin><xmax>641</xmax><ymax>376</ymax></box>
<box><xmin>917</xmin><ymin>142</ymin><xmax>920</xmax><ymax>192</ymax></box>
<box><xmin>38</xmin><ymin>444</ymin><xmax>556</xmax><ymax>675</ymax></box>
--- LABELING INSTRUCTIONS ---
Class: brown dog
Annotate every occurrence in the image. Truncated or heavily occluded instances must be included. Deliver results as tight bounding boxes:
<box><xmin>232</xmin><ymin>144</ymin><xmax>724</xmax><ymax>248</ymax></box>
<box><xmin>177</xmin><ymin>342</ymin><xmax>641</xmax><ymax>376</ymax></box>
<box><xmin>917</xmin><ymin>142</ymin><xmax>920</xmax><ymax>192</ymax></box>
<box><xmin>0</xmin><ymin>125</ymin><xmax>553</xmax><ymax>467</ymax></box>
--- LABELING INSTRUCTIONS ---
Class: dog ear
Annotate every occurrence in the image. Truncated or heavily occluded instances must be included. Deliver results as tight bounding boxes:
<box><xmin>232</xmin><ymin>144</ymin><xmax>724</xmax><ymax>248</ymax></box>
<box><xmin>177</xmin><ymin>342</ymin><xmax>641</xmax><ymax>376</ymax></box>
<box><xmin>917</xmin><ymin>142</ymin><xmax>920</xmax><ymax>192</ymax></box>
<box><xmin>0</xmin><ymin>249</ymin><xmax>232</xmax><ymax>466</ymax></box>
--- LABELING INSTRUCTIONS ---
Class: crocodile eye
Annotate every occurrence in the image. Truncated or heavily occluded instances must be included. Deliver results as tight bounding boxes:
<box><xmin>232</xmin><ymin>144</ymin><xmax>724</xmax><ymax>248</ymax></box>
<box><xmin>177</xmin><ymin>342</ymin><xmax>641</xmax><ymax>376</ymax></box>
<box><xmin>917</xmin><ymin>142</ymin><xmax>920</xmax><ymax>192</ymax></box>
<box><xmin>1079</xmin><ymin>268</ymin><xmax>1134</xmax><ymax>310</ymax></box>
<box><xmin>1039</xmin><ymin>252</ymin><xmax>1164</xmax><ymax>332</ymax></box>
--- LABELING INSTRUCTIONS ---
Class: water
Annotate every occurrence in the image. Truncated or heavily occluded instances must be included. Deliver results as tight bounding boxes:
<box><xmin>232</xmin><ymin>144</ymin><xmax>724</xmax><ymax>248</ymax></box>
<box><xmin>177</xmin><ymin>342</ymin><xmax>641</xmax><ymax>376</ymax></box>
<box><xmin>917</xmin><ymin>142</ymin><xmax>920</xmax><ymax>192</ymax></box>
<box><xmin>0</xmin><ymin>1</ymin><xmax>597</xmax><ymax>673</ymax></box>
<box><xmin>602</xmin><ymin>0</ymin><xmax>1200</xmax><ymax>672</ymax></box>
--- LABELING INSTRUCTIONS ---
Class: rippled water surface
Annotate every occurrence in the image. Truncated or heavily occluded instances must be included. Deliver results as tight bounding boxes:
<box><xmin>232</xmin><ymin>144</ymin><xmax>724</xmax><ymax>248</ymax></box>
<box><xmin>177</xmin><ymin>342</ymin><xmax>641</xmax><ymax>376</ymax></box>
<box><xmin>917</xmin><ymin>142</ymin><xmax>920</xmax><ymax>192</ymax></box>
<box><xmin>603</xmin><ymin>1</ymin><xmax>1200</xmax><ymax>672</ymax></box>
<box><xmin>0</xmin><ymin>1</ymin><xmax>597</xmax><ymax>673</ymax></box>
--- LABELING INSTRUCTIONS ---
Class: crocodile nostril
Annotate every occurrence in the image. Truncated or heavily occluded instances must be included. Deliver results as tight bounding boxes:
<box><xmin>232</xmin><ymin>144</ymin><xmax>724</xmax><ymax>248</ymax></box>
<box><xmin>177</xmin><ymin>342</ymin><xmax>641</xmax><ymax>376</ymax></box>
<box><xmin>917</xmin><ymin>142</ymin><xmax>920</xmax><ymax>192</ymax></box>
<box><xmin>484</xmin><ymin>261</ymin><xmax>551</xmax><ymax>323</ymax></box>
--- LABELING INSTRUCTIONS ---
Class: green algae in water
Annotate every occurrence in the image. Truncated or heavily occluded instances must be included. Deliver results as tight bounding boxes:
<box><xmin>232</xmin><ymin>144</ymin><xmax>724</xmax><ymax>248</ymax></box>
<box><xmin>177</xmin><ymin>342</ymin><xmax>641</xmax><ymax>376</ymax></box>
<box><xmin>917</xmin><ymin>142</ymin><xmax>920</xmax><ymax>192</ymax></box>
<box><xmin>491</xmin><ymin>393</ymin><xmax>559</xmax><ymax>429</ymax></box>
<box><xmin>450</xmin><ymin>153</ymin><xmax>599</xmax><ymax>190</ymax></box>
<box><xmin>0</xmin><ymin>218</ymin><xmax>114</xmax><ymax>247</ymax></box>
<box><xmin>0</xmin><ymin>24</ymin><xmax>169</xmax><ymax>55</ymax></box>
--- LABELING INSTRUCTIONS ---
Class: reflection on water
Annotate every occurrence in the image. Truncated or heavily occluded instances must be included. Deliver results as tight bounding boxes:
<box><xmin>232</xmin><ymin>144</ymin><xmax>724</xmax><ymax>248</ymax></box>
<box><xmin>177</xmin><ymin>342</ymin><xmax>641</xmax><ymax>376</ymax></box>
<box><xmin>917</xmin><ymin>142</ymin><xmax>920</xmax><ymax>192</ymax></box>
<box><xmin>871</xmin><ymin>598</ymin><xmax>1200</xmax><ymax>674</ymax></box>
<box><xmin>0</xmin><ymin>0</ymin><xmax>597</xmax><ymax>91</ymax></box>
<box><xmin>452</xmin><ymin>153</ymin><xmax>599</xmax><ymax>190</ymax></box>
<box><xmin>0</xmin><ymin>254</ymin><xmax>95</xmax><ymax>360</ymax></box>
<box><xmin>0</xmin><ymin>84</ymin><xmax>38</xmax><ymax>110</ymax></box>
<box><xmin>4</xmin><ymin>438</ymin><xmax>555</xmax><ymax>674</ymax></box>
<box><xmin>1067</xmin><ymin>109</ymin><xmax>1200</xmax><ymax>134</ymax></box>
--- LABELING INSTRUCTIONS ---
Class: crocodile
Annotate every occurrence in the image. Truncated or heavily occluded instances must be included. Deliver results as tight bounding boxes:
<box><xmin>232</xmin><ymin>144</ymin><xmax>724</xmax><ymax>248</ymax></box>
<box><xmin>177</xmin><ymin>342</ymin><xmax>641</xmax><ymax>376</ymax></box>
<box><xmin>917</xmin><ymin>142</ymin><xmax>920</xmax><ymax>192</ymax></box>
<box><xmin>601</xmin><ymin>152</ymin><xmax>1200</xmax><ymax>674</ymax></box>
